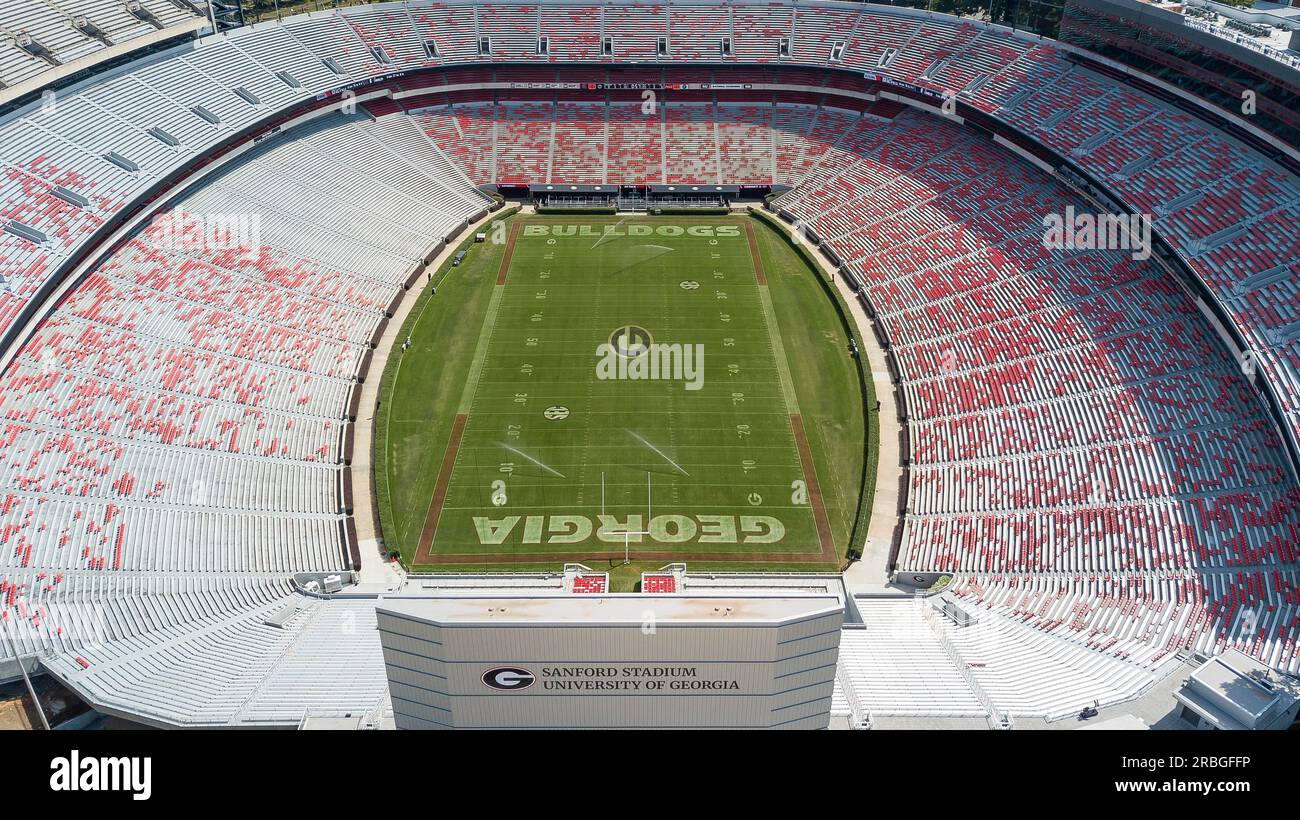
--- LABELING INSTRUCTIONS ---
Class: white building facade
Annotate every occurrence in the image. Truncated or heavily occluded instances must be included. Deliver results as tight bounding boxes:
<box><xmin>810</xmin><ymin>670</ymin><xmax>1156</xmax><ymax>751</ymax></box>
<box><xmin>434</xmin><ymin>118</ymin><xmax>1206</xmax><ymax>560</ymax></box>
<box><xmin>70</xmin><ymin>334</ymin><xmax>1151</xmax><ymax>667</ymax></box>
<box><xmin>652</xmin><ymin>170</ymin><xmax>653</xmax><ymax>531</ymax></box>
<box><xmin>377</xmin><ymin>594</ymin><xmax>845</xmax><ymax>729</ymax></box>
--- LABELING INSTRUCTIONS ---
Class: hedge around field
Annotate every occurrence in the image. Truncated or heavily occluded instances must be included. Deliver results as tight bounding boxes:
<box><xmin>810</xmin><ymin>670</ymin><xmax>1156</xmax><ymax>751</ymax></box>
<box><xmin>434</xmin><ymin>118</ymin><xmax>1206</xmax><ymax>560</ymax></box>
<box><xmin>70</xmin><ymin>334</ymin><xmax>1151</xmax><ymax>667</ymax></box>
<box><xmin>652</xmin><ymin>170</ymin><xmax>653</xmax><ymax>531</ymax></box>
<box><xmin>371</xmin><ymin>206</ymin><xmax>522</xmax><ymax>567</ymax></box>
<box><xmin>748</xmin><ymin>207</ymin><xmax>879</xmax><ymax>567</ymax></box>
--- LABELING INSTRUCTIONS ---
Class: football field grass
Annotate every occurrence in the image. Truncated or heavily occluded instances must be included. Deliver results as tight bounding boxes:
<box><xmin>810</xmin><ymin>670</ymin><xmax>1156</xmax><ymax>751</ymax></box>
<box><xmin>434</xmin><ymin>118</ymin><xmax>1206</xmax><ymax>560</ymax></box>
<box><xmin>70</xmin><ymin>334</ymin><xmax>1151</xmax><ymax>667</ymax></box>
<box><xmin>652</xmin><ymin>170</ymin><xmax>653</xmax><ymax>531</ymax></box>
<box><xmin>375</xmin><ymin>212</ymin><xmax>872</xmax><ymax>579</ymax></box>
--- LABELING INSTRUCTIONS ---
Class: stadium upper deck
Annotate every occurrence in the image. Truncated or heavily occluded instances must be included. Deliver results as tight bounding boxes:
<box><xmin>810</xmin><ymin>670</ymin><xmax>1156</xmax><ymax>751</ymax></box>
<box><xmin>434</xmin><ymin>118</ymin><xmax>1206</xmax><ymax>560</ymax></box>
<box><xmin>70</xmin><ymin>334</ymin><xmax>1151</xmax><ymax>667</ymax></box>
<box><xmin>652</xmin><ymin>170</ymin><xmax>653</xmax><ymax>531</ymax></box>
<box><xmin>0</xmin><ymin>0</ymin><xmax>209</xmax><ymax>106</ymax></box>
<box><xmin>2</xmin><ymin>1</ymin><xmax>1297</xmax><ymax>451</ymax></box>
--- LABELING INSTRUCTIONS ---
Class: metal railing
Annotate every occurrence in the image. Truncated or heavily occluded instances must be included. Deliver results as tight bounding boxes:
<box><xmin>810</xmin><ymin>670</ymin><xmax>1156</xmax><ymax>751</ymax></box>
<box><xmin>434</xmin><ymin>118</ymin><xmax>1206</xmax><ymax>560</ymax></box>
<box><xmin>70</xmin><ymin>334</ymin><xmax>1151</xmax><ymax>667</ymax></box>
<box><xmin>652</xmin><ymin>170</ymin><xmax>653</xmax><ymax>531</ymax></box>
<box><xmin>920</xmin><ymin>603</ymin><xmax>1011</xmax><ymax>729</ymax></box>
<box><xmin>835</xmin><ymin>664</ymin><xmax>874</xmax><ymax>730</ymax></box>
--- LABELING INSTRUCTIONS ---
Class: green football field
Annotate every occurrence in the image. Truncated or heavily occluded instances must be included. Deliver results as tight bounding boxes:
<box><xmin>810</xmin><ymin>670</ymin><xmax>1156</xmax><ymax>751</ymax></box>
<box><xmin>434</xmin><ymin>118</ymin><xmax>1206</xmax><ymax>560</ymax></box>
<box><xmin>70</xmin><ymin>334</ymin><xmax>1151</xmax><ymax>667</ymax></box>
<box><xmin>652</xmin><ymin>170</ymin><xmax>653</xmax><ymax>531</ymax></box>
<box><xmin>375</xmin><ymin>212</ymin><xmax>873</xmax><ymax>578</ymax></box>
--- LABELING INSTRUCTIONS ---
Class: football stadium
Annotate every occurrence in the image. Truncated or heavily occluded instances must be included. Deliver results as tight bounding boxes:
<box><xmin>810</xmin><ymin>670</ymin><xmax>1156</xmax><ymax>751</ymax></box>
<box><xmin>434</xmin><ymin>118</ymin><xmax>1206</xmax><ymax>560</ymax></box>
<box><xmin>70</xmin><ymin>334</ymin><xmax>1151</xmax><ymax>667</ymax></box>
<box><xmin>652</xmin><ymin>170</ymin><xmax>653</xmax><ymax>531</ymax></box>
<box><xmin>0</xmin><ymin>0</ymin><xmax>1298</xmax><ymax>736</ymax></box>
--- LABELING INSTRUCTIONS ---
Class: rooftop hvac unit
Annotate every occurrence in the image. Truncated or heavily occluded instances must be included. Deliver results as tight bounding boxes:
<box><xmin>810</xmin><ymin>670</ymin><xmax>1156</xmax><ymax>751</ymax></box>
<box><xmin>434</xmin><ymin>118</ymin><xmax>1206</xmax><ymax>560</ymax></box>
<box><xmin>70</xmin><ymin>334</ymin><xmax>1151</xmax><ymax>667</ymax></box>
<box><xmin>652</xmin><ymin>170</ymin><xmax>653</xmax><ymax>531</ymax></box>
<box><xmin>323</xmin><ymin>575</ymin><xmax>343</xmax><ymax>593</ymax></box>
<box><xmin>51</xmin><ymin>186</ymin><xmax>89</xmax><ymax>208</ymax></box>
<box><xmin>191</xmin><ymin>104</ymin><xmax>220</xmax><ymax>125</ymax></box>
<box><xmin>5</xmin><ymin>220</ymin><xmax>49</xmax><ymax>245</ymax></box>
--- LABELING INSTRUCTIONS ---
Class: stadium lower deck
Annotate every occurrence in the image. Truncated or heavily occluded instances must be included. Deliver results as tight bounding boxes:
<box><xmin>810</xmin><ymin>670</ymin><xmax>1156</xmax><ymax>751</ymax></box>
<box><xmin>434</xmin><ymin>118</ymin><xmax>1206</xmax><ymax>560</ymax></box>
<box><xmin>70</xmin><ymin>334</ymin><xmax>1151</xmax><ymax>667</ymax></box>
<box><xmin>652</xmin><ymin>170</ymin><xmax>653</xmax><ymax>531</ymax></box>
<box><xmin>1</xmin><ymin>0</ymin><xmax>1299</xmax><ymax>727</ymax></box>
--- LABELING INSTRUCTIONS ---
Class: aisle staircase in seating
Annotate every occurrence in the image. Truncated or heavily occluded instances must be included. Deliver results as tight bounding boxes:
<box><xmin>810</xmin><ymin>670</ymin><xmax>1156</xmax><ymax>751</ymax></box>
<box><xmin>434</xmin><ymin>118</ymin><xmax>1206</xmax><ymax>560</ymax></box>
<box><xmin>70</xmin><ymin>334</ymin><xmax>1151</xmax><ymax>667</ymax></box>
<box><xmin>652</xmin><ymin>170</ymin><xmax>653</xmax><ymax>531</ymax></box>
<box><xmin>835</xmin><ymin>661</ymin><xmax>874</xmax><ymax>729</ymax></box>
<box><xmin>921</xmin><ymin>604</ymin><xmax>1013</xmax><ymax>729</ymax></box>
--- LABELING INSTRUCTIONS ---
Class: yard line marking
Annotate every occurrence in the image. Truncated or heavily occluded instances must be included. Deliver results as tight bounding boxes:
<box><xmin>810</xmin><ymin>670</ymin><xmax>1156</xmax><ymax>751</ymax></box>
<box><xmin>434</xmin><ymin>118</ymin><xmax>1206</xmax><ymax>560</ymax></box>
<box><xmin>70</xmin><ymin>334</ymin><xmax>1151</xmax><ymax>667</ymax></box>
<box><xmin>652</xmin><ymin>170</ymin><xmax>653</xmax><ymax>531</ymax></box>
<box><xmin>416</xmin><ymin>222</ymin><xmax>515</xmax><ymax>558</ymax></box>
<box><xmin>624</xmin><ymin>429</ymin><xmax>690</xmax><ymax>477</ymax></box>
<box><xmin>744</xmin><ymin>220</ymin><xmax>768</xmax><ymax>286</ymax></box>
<box><xmin>498</xmin><ymin>443</ymin><xmax>568</xmax><ymax>479</ymax></box>
<box><xmin>746</xmin><ymin>220</ymin><xmax>834</xmax><ymax>559</ymax></box>
<box><xmin>458</xmin><ymin>287</ymin><xmax>508</xmax><ymax>415</ymax></box>
<box><xmin>790</xmin><ymin>413</ymin><xmax>837</xmax><ymax>562</ymax></box>
<box><xmin>497</xmin><ymin>220</ymin><xmax>521</xmax><ymax>285</ymax></box>
<box><xmin>414</xmin><ymin>413</ymin><xmax>468</xmax><ymax>564</ymax></box>
<box><xmin>442</xmin><ymin>503</ymin><xmax>817</xmax><ymax>511</ymax></box>
<box><xmin>753</xmin><ymin>262</ymin><xmax>801</xmax><ymax>411</ymax></box>
<box><xmin>409</xmin><ymin>546</ymin><xmax>830</xmax><ymax>565</ymax></box>
<box><xmin>458</xmin><ymin>443</ymin><xmax>801</xmax><ymax>453</ymax></box>
<box><xmin>603</xmin><ymin>243</ymin><xmax>676</xmax><ymax>276</ymax></box>
<box><xmin>464</xmin><ymin>408</ymin><xmax>796</xmax><ymax>416</ymax></box>
<box><xmin>591</xmin><ymin>214</ymin><xmax>630</xmax><ymax>249</ymax></box>
<box><xmin>409</xmin><ymin>215</ymin><xmax>841</xmax><ymax>567</ymax></box>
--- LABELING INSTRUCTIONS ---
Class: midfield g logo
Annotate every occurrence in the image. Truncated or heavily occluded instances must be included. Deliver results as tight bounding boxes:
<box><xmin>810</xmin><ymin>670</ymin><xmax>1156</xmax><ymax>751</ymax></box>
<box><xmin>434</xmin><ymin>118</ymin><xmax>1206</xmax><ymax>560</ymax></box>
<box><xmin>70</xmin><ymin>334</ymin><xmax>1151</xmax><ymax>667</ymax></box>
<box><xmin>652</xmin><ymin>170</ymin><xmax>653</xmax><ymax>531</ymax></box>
<box><xmin>482</xmin><ymin>666</ymin><xmax>536</xmax><ymax>691</ymax></box>
<box><xmin>597</xmin><ymin>325</ymin><xmax>705</xmax><ymax>391</ymax></box>
<box><xmin>609</xmin><ymin>325</ymin><xmax>653</xmax><ymax>358</ymax></box>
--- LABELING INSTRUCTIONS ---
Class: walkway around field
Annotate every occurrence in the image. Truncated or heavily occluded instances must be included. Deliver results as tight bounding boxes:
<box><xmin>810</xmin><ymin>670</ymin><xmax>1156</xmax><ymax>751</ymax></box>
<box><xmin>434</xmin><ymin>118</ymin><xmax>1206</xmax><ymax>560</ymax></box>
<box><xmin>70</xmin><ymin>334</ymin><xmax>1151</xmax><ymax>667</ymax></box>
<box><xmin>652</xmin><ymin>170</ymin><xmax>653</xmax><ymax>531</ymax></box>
<box><xmin>350</xmin><ymin>206</ymin><xmax>517</xmax><ymax>586</ymax></box>
<box><xmin>747</xmin><ymin>207</ymin><xmax>903</xmax><ymax>589</ymax></box>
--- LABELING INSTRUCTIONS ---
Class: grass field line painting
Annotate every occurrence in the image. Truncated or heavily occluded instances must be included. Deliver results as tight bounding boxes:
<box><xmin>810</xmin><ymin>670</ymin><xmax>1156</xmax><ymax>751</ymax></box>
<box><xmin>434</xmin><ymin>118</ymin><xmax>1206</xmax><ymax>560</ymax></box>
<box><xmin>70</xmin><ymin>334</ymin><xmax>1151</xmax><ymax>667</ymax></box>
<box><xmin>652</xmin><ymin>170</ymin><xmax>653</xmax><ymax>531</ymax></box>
<box><xmin>375</xmin><ymin>213</ymin><xmax>872</xmax><ymax>582</ymax></box>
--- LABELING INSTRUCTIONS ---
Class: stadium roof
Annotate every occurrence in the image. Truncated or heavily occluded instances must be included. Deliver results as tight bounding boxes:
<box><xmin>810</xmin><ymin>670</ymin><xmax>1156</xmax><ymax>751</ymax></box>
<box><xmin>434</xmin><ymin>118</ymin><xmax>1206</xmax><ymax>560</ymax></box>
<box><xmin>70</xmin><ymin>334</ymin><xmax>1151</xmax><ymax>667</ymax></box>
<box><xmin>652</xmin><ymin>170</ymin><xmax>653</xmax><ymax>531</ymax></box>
<box><xmin>36</xmin><ymin>571</ymin><xmax>849</xmax><ymax>726</ymax></box>
<box><xmin>39</xmin><ymin>593</ymin><xmax>390</xmax><ymax>729</ymax></box>
<box><xmin>0</xmin><ymin>7</ymin><xmax>208</xmax><ymax>110</ymax></box>
<box><xmin>1174</xmin><ymin>649</ymin><xmax>1300</xmax><ymax>730</ymax></box>
<box><xmin>378</xmin><ymin>594</ymin><xmax>845</xmax><ymax>626</ymax></box>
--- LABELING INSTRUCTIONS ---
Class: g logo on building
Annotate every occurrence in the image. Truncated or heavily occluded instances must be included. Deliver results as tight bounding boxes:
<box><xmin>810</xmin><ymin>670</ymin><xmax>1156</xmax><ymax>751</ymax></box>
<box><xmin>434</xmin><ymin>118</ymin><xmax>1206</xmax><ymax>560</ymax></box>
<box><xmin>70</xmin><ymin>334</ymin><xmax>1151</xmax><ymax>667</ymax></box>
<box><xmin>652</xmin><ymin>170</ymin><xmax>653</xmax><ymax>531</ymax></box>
<box><xmin>482</xmin><ymin>666</ymin><xmax>536</xmax><ymax>691</ymax></box>
<box><xmin>609</xmin><ymin>325</ymin><xmax>652</xmax><ymax>358</ymax></box>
